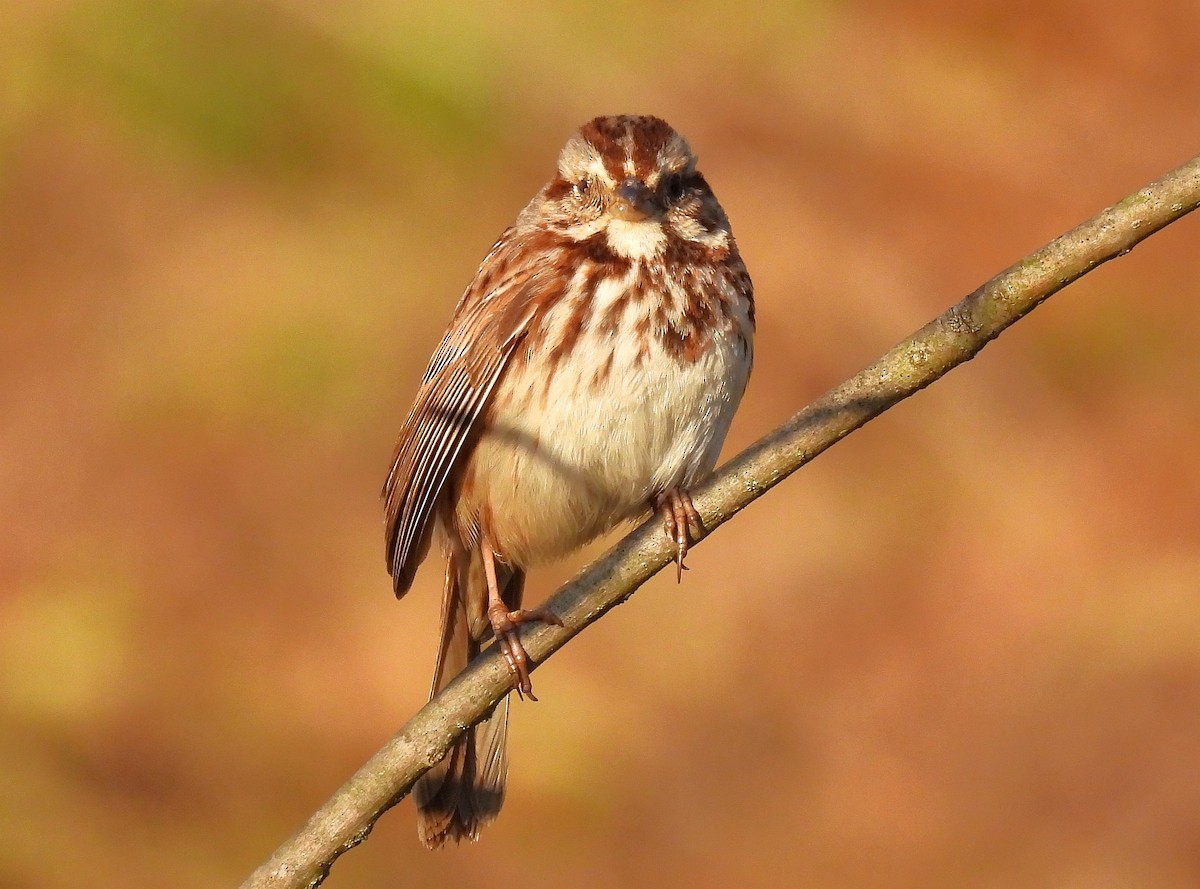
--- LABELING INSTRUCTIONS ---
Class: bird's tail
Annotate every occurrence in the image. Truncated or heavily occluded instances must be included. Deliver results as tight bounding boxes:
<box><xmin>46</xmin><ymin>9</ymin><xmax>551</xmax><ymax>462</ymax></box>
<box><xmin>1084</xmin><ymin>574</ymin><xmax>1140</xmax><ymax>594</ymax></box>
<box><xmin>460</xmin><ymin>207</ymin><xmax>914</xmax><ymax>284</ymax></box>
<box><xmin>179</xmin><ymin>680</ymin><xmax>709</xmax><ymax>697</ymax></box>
<box><xmin>414</xmin><ymin>547</ymin><xmax>523</xmax><ymax>848</ymax></box>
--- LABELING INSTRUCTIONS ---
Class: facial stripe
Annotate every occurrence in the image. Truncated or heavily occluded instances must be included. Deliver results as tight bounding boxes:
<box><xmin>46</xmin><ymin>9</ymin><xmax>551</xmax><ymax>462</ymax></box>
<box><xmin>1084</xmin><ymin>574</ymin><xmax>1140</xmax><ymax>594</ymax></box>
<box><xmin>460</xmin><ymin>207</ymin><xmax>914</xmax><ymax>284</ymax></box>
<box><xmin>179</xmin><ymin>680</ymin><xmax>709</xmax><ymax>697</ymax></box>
<box><xmin>577</xmin><ymin>116</ymin><xmax>630</xmax><ymax>181</ymax></box>
<box><xmin>574</xmin><ymin>115</ymin><xmax>692</xmax><ymax>184</ymax></box>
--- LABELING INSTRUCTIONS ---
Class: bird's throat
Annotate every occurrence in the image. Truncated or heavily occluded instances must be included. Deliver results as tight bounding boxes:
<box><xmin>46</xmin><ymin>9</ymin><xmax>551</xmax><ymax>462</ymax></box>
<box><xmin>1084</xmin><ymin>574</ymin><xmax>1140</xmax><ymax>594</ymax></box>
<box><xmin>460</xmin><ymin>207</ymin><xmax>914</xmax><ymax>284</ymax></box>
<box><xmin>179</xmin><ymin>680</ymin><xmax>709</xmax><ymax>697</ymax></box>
<box><xmin>604</xmin><ymin>218</ymin><xmax>667</xmax><ymax>261</ymax></box>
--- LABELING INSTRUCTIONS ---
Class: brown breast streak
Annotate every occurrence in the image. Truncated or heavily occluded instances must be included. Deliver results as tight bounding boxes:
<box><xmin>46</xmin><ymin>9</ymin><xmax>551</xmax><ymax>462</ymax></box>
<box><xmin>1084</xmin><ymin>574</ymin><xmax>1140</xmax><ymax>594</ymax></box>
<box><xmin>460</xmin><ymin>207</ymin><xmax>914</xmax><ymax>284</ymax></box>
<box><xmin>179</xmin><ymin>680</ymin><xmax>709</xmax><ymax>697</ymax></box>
<box><xmin>491</xmin><ymin>221</ymin><xmax>751</xmax><ymax>397</ymax></box>
<box><xmin>523</xmin><ymin>231</ymin><xmax>633</xmax><ymax>389</ymax></box>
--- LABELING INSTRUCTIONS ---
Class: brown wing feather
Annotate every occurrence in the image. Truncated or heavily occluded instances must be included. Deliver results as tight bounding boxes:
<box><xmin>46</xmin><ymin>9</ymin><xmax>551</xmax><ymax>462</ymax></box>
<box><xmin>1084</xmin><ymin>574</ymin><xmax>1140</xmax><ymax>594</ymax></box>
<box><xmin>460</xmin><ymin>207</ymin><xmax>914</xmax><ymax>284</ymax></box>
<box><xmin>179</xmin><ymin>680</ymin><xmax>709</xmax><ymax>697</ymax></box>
<box><xmin>382</xmin><ymin>233</ymin><xmax>551</xmax><ymax>596</ymax></box>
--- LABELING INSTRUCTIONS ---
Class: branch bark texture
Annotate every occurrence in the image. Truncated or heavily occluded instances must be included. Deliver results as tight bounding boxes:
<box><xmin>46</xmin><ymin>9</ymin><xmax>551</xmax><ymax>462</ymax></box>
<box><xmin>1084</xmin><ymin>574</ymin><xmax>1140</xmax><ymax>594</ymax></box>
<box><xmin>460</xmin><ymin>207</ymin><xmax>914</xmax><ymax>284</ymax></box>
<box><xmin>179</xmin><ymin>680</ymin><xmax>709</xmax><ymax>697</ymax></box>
<box><xmin>241</xmin><ymin>154</ymin><xmax>1200</xmax><ymax>889</ymax></box>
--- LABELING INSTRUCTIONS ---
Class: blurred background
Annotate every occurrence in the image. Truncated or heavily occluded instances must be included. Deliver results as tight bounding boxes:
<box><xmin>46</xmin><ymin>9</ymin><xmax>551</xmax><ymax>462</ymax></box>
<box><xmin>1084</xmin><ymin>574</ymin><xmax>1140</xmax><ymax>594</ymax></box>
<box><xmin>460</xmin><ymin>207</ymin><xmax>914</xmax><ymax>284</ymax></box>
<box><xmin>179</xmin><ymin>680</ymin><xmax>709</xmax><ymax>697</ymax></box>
<box><xmin>4</xmin><ymin>2</ymin><xmax>1200</xmax><ymax>887</ymax></box>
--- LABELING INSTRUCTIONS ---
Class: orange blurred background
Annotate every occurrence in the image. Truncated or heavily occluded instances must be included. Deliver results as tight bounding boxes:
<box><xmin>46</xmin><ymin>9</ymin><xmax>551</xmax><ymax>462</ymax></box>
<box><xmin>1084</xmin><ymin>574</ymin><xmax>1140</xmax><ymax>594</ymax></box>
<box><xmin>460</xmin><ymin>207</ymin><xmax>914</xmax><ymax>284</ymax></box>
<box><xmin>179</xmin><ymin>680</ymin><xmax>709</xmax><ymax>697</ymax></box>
<box><xmin>4</xmin><ymin>2</ymin><xmax>1200</xmax><ymax>887</ymax></box>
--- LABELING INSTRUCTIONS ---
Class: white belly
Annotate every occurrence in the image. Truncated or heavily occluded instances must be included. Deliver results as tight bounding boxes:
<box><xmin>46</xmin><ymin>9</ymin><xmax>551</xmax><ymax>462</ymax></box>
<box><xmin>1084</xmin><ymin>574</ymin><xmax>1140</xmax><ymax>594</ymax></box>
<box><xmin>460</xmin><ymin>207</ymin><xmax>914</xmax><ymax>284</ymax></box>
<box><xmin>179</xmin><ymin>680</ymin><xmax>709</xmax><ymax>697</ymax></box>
<box><xmin>461</xmin><ymin>271</ymin><xmax>752</xmax><ymax>566</ymax></box>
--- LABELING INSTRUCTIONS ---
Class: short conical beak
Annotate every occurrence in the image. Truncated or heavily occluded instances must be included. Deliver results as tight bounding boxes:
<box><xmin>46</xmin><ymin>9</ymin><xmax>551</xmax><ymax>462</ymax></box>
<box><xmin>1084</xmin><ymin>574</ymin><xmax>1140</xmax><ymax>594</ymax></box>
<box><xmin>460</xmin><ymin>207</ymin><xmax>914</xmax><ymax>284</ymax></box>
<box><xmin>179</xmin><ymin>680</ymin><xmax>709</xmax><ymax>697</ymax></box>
<box><xmin>610</xmin><ymin>177</ymin><xmax>655</xmax><ymax>221</ymax></box>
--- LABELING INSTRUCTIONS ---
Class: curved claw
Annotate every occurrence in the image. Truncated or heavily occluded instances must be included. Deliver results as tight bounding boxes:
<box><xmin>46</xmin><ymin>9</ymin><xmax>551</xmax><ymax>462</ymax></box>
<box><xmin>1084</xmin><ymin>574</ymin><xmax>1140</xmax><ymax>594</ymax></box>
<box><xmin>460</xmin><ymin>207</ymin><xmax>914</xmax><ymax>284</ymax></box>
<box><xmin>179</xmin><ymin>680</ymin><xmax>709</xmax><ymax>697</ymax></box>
<box><xmin>487</xmin><ymin>604</ymin><xmax>563</xmax><ymax>701</ymax></box>
<box><xmin>655</xmin><ymin>488</ymin><xmax>705</xmax><ymax>582</ymax></box>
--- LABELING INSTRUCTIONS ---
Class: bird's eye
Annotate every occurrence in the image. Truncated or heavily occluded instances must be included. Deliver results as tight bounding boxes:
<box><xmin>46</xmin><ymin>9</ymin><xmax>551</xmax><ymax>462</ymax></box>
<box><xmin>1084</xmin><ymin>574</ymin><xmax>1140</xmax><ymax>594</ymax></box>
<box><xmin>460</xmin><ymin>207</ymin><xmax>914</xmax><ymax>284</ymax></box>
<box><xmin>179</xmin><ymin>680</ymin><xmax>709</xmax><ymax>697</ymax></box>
<box><xmin>665</xmin><ymin>172</ymin><xmax>687</xmax><ymax>202</ymax></box>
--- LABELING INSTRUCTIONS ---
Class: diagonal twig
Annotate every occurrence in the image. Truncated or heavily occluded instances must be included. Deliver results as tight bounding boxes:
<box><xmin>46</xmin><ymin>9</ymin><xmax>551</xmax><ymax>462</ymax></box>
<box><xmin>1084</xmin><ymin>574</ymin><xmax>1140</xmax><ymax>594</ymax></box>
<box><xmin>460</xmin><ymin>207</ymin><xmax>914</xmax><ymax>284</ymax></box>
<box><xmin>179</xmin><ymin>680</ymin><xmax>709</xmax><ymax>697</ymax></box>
<box><xmin>240</xmin><ymin>153</ymin><xmax>1200</xmax><ymax>889</ymax></box>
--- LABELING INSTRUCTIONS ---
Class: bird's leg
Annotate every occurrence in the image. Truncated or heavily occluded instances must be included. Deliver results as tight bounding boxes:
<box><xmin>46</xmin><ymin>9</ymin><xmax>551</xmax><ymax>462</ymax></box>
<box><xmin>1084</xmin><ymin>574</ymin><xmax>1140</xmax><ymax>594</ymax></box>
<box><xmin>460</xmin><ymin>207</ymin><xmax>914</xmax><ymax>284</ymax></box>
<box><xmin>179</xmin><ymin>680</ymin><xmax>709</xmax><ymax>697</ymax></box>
<box><xmin>654</xmin><ymin>488</ymin><xmax>706</xmax><ymax>582</ymax></box>
<box><xmin>480</xmin><ymin>536</ymin><xmax>562</xmax><ymax>701</ymax></box>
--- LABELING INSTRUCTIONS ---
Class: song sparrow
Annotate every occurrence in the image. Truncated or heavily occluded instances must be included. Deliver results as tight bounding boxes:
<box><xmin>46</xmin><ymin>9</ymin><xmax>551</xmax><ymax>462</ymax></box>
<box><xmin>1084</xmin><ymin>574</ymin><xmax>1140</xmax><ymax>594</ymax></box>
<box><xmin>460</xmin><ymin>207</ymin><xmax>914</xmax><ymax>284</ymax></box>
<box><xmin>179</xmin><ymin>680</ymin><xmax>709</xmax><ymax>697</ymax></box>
<box><xmin>383</xmin><ymin>114</ymin><xmax>754</xmax><ymax>847</ymax></box>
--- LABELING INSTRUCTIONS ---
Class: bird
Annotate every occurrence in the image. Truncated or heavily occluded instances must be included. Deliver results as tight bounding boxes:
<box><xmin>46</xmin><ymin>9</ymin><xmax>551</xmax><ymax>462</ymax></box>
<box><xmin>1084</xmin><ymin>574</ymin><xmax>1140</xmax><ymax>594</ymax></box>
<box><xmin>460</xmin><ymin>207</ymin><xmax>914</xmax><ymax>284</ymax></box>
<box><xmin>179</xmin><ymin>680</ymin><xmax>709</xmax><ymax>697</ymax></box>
<box><xmin>383</xmin><ymin>114</ymin><xmax>754</xmax><ymax>847</ymax></box>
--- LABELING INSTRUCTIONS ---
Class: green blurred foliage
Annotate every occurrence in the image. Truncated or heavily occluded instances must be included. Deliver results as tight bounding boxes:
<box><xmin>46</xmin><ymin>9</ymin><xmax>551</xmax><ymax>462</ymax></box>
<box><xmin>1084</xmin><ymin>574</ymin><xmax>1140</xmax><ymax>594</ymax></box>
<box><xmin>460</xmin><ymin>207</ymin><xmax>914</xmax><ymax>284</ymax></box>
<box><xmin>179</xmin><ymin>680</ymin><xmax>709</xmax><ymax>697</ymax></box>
<box><xmin>46</xmin><ymin>0</ymin><xmax>500</xmax><ymax>176</ymax></box>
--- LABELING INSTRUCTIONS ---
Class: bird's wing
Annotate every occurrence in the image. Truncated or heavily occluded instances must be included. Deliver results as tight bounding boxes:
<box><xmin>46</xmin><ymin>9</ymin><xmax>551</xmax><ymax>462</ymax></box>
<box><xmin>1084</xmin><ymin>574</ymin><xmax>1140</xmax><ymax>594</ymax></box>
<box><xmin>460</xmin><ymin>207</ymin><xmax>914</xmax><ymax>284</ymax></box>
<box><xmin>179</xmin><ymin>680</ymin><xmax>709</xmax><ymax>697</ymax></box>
<box><xmin>382</xmin><ymin>234</ymin><xmax>553</xmax><ymax>596</ymax></box>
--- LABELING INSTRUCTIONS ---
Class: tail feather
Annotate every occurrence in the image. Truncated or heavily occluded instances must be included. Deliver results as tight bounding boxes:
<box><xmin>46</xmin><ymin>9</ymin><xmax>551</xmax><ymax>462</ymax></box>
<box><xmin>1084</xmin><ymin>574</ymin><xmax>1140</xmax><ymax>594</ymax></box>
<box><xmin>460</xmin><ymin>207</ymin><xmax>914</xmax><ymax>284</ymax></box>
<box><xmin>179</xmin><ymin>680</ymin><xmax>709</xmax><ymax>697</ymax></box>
<box><xmin>414</xmin><ymin>547</ymin><xmax>523</xmax><ymax>848</ymax></box>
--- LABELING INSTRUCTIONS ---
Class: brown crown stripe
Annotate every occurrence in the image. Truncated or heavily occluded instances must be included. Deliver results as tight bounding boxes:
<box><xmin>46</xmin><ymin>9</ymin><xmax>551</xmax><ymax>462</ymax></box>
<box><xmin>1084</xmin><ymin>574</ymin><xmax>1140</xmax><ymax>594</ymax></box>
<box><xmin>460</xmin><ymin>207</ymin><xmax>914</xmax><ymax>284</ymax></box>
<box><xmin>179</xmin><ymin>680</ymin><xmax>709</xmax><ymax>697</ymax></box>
<box><xmin>578</xmin><ymin>116</ymin><xmax>630</xmax><ymax>181</ymax></box>
<box><xmin>579</xmin><ymin>115</ymin><xmax>680</xmax><ymax>183</ymax></box>
<box><xmin>628</xmin><ymin>117</ymin><xmax>678</xmax><ymax>179</ymax></box>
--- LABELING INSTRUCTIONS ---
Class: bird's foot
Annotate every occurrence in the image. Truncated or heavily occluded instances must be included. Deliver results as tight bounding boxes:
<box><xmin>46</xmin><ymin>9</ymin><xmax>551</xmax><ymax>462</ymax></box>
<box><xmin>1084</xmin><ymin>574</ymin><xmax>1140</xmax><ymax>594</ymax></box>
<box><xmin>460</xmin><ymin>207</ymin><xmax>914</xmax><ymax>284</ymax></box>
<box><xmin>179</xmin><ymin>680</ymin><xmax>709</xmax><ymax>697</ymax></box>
<box><xmin>486</xmin><ymin>604</ymin><xmax>563</xmax><ymax>701</ymax></box>
<box><xmin>655</xmin><ymin>488</ymin><xmax>706</xmax><ymax>582</ymax></box>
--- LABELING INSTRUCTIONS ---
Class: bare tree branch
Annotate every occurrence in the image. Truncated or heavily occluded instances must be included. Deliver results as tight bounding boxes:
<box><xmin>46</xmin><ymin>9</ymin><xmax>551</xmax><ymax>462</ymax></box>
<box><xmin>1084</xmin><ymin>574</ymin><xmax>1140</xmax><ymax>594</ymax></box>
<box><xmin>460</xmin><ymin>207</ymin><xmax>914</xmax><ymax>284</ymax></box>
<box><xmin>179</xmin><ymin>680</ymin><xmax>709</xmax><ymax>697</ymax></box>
<box><xmin>240</xmin><ymin>153</ymin><xmax>1200</xmax><ymax>889</ymax></box>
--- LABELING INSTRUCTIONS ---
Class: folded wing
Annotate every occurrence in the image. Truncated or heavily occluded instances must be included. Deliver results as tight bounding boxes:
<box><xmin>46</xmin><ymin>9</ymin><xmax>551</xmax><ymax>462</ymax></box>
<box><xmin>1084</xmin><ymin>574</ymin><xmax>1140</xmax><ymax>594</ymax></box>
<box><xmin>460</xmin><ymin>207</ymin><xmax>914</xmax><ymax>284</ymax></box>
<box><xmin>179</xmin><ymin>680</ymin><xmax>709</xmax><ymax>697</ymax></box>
<box><xmin>383</xmin><ymin>239</ymin><xmax>550</xmax><ymax>596</ymax></box>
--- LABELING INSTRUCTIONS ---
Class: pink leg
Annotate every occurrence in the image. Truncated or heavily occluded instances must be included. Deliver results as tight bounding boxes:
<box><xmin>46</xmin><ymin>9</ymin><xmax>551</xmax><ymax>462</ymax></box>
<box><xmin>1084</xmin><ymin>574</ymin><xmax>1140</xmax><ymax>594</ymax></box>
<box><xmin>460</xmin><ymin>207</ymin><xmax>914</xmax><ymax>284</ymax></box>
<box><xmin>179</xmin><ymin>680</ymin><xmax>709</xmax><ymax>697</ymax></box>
<box><xmin>480</xmin><ymin>536</ymin><xmax>563</xmax><ymax>701</ymax></box>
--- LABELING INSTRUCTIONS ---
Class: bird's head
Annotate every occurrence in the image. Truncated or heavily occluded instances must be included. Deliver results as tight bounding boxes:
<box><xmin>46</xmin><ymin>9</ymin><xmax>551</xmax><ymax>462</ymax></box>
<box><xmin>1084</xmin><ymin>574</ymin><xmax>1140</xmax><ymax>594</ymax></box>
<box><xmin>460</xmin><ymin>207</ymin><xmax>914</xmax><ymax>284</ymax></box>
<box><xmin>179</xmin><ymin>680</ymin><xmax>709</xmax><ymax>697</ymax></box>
<box><xmin>525</xmin><ymin>115</ymin><xmax>732</xmax><ymax>262</ymax></box>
